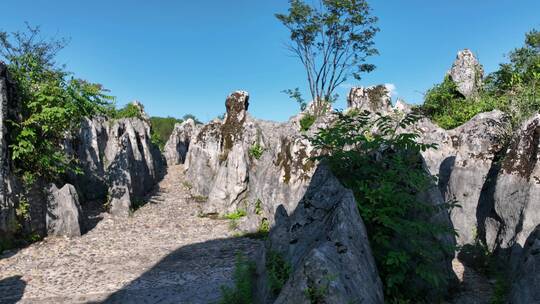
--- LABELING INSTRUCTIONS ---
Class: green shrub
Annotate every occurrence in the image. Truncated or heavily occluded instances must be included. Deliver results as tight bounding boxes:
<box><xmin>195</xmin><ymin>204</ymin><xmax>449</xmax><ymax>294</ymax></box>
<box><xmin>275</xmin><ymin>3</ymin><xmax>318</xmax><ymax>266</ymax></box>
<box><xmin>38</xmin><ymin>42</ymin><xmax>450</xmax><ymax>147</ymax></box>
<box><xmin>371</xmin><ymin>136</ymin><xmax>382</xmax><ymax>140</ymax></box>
<box><xmin>309</xmin><ymin>110</ymin><xmax>458</xmax><ymax>302</ymax></box>
<box><xmin>266</xmin><ymin>250</ymin><xmax>291</xmax><ymax>296</ymax></box>
<box><xmin>254</xmin><ymin>199</ymin><xmax>263</xmax><ymax>215</ymax></box>
<box><xmin>1</xmin><ymin>25</ymin><xmax>113</xmax><ymax>183</ymax></box>
<box><xmin>219</xmin><ymin>254</ymin><xmax>256</xmax><ymax>304</ymax></box>
<box><xmin>113</xmin><ymin>103</ymin><xmax>143</xmax><ymax>119</ymax></box>
<box><xmin>248</xmin><ymin>143</ymin><xmax>264</xmax><ymax>160</ymax></box>
<box><xmin>300</xmin><ymin>113</ymin><xmax>316</xmax><ymax>131</ymax></box>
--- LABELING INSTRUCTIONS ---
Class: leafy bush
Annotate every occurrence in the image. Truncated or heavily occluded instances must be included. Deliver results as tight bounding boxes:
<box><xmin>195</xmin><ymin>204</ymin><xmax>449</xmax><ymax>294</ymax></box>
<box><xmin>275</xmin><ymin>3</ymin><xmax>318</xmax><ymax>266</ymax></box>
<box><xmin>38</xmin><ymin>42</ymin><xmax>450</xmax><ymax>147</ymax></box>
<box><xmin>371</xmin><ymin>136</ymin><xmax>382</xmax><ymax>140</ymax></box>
<box><xmin>248</xmin><ymin>143</ymin><xmax>264</xmax><ymax>160</ymax></box>
<box><xmin>219</xmin><ymin>254</ymin><xmax>256</xmax><ymax>304</ymax></box>
<box><xmin>309</xmin><ymin>110</ymin><xmax>458</xmax><ymax>302</ymax></box>
<box><xmin>266</xmin><ymin>250</ymin><xmax>291</xmax><ymax>296</ymax></box>
<box><xmin>300</xmin><ymin>113</ymin><xmax>316</xmax><ymax>131</ymax></box>
<box><xmin>1</xmin><ymin>25</ymin><xmax>113</xmax><ymax>183</ymax></box>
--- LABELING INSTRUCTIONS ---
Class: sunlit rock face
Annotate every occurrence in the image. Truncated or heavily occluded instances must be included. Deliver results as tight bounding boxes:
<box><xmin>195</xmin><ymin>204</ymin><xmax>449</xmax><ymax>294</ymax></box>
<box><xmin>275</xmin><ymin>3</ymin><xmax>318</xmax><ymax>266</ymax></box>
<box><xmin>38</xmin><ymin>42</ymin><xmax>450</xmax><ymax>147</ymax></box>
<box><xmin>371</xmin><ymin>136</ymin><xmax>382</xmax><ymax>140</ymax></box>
<box><xmin>183</xmin><ymin>91</ymin><xmax>321</xmax><ymax>231</ymax></box>
<box><xmin>73</xmin><ymin>104</ymin><xmax>165</xmax><ymax>217</ymax></box>
<box><xmin>347</xmin><ymin>85</ymin><xmax>392</xmax><ymax>114</ymax></box>
<box><xmin>448</xmin><ymin>49</ymin><xmax>484</xmax><ymax>98</ymax></box>
<box><xmin>163</xmin><ymin>118</ymin><xmax>199</xmax><ymax>166</ymax></box>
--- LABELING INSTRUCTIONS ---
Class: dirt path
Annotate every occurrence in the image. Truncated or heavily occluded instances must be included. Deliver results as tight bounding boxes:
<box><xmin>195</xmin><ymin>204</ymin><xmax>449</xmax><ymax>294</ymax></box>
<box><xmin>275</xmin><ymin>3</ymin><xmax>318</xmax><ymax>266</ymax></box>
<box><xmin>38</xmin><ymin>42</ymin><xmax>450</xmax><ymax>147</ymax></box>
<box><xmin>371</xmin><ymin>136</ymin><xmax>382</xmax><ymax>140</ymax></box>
<box><xmin>0</xmin><ymin>165</ymin><xmax>262</xmax><ymax>304</ymax></box>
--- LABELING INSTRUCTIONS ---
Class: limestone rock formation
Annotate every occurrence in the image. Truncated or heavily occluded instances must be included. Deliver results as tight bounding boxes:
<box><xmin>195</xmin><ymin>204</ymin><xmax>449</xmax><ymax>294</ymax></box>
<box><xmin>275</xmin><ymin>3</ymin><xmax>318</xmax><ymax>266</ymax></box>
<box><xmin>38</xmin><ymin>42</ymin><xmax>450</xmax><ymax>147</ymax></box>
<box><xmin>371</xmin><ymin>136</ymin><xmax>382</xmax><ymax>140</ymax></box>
<box><xmin>73</xmin><ymin>104</ymin><xmax>164</xmax><ymax>217</ymax></box>
<box><xmin>448</xmin><ymin>49</ymin><xmax>483</xmax><ymax>98</ymax></box>
<box><xmin>184</xmin><ymin>91</ymin><xmax>319</xmax><ymax>230</ymax></box>
<box><xmin>46</xmin><ymin>183</ymin><xmax>83</xmax><ymax>237</ymax></box>
<box><xmin>414</xmin><ymin>110</ymin><xmax>510</xmax><ymax>245</ymax></box>
<box><xmin>485</xmin><ymin>114</ymin><xmax>540</xmax><ymax>252</ymax></box>
<box><xmin>260</xmin><ymin>165</ymin><xmax>384</xmax><ymax>303</ymax></box>
<box><xmin>509</xmin><ymin>225</ymin><xmax>540</xmax><ymax>304</ymax></box>
<box><xmin>163</xmin><ymin>118</ymin><xmax>199</xmax><ymax>165</ymax></box>
<box><xmin>347</xmin><ymin>85</ymin><xmax>392</xmax><ymax>114</ymax></box>
<box><xmin>0</xmin><ymin>62</ymin><xmax>19</xmax><ymax>240</ymax></box>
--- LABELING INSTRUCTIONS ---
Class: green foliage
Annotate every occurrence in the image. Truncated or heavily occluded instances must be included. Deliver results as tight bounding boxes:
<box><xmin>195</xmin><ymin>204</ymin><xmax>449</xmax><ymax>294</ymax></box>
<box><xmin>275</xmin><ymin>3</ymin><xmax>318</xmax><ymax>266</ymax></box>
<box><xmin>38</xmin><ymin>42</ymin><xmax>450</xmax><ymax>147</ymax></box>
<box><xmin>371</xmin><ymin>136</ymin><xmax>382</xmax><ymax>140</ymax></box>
<box><xmin>248</xmin><ymin>143</ymin><xmax>264</xmax><ymax>160</ymax></box>
<box><xmin>277</xmin><ymin>0</ymin><xmax>378</xmax><ymax>115</ymax></box>
<box><xmin>300</xmin><ymin>113</ymin><xmax>316</xmax><ymax>131</ymax></box>
<box><xmin>219</xmin><ymin>254</ymin><xmax>256</xmax><ymax>304</ymax></box>
<box><xmin>305</xmin><ymin>285</ymin><xmax>328</xmax><ymax>303</ymax></box>
<box><xmin>224</xmin><ymin>209</ymin><xmax>247</xmax><ymax>220</ymax></box>
<box><xmin>254</xmin><ymin>199</ymin><xmax>263</xmax><ymax>215</ymax></box>
<box><xmin>1</xmin><ymin>25</ymin><xmax>113</xmax><ymax>183</ymax></box>
<box><xmin>266</xmin><ymin>250</ymin><xmax>291</xmax><ymax>296</ymax></box>
<box><xmin>15</xmin><ymin>198</ymin><xmax>30</xmax><ymax>220</ymax></box>
<box><xmin>149</xmin><ymin>116</ymin><xmax>183</xmax><ymax>151</ymax></box>
<box><xmin>282</xmin><ymin>87</ymin><xmax>307</xmax><ymax>111</ymax></box>
<box><xmin>309</xmin><ymin>110</ymin><xmax>458</xmax><ymax>302</ymax></box>
<box><xmin>421</xmin><ymin>76</ymin><xmax>499</xmax><ymax>129</ymax></box>
<box><xmin>113</xmin><ymin>103</ymin><xmax>143</xmax><ymax>119</ymax></box>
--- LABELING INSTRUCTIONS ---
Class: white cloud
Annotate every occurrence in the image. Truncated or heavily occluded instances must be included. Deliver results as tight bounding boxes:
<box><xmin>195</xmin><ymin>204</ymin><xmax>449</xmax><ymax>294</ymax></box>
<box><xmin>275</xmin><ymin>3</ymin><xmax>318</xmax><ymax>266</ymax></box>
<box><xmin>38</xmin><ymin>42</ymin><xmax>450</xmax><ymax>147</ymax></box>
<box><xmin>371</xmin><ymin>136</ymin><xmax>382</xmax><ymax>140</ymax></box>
<box><xmin>384</xmin><ymin>83</ymin><xmax>398</xmax><ymax>97</ymax></box>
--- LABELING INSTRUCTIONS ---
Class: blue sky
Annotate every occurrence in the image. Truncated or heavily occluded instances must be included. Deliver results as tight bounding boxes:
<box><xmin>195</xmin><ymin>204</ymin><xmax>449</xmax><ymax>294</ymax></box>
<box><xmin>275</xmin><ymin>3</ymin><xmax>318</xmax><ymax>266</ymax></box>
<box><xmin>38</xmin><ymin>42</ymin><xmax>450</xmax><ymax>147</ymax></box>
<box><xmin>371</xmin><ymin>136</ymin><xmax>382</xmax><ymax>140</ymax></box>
<box><xmin>2</xmin><ymin>0</ymin><xmax>539</xmax><ymax>122</ymax></box>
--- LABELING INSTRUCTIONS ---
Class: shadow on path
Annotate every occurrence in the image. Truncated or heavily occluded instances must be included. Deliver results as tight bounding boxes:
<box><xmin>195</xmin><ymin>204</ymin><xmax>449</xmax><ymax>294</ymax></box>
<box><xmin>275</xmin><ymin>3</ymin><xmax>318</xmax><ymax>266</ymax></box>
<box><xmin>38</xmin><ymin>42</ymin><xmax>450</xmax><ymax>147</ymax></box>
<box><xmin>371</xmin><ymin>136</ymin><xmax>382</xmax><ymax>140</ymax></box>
<box><xmin>0</xmin><ymin>275</ymin><xmax>26</xmax><ymax>304</ymax></box>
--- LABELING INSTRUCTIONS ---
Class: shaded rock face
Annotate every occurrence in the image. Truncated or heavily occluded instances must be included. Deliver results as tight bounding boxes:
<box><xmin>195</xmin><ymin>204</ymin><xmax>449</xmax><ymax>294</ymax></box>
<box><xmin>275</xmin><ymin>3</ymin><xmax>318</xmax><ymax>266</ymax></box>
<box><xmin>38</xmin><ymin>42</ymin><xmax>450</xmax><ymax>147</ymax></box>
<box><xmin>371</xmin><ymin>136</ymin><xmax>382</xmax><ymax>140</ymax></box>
<box><xmin>509</xmin><ymin>225</ymin><xmax>540</xmax><ymax>304</ymax></box>
<box><xmin>46</xmin><ymin>183</ymin><xmax>83</xmax><ymax>237</ymax></box>
<box><xmin>260</xmin><ymin>165</ymin><xmax>384</xmax><ymax>304</ymax></box>
<box><xmin>448</xmin><ymin>49</ymin><xmax>483</xmax><ymax>98</ymax></box>
<box><xmin>184</xmin><ymin>91</ymin><xmax>319</xmax><ymax>230</ymax></box>
<box><xmin>163</xmin><ymin>119</ymin><xmax>199</xmax><ymax>165</ymax></box>
<box><xmin>72</xmin><ymin>107</ymin><xmax>165</xmax><ymax>217</ymax></box>
<box><xmin>414</xmin><ymin>110</ymin><xmax>510</xmax><ymax>245</ymax></box>
<box><xmin>484</xmin><ymin>115</ymin><xmax>540</xmax><ymax>252</ymax></box>
<box><xmin>347</xmin><ymin>85</ymin><xmax>392</xmax><ymax>114</ymax></box>
<box><xmin>0</xmin><ymin>62</ymin><xmax>20</xmax><ymax>240</ymax></box>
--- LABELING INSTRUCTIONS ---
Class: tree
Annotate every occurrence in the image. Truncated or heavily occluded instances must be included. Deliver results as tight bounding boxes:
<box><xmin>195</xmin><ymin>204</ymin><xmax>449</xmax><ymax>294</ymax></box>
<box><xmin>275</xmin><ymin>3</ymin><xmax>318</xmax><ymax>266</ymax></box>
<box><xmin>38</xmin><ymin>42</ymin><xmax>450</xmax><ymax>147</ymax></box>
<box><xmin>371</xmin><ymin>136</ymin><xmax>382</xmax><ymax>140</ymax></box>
<box><xmin>0</xmin><ymin>24</ymin><xmax>113</xmax><ymax>183</ymax></box>
<box><xmin>276</xmin><ymin>0</ymin><xmax>379</xmax><ymax>115</ymax></box>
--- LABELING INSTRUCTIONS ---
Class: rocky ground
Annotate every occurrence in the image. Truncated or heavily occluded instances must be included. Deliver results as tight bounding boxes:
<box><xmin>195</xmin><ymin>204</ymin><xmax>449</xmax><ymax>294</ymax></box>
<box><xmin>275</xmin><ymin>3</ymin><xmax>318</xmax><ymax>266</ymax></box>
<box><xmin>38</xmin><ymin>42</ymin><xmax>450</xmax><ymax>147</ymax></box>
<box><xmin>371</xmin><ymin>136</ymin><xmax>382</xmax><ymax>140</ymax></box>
<box><xmin>0</xmin><ymin>165</ymin><xmax>262</xmax><ymax>304</ymax></box>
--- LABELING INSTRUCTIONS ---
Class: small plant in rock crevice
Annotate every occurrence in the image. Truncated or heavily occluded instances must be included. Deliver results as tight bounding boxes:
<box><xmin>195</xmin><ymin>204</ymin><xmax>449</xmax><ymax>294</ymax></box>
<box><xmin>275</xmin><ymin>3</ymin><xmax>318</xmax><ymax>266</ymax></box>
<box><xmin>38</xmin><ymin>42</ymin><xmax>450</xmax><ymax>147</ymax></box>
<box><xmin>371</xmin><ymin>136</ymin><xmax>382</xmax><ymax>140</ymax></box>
<box><xmin>266</xmin><ymin>250</ymin><xmax>291</xmax><ymax>296</ymax></box>
<box><xmin>300</xmin><ymin>113</ymin><xmax>316</xmax><ymax>131</ymax></box>
<box><xmin>254</xmin><ymin>199</ymin><xmax>263</xmax><ymax>215</ymax></box>
<box><xmin>248</xmin><ymin>143</ymin><xmax>264</xmax><ymax>160</ymax></box>
<box><xmin>224</xmin><ymin>209</ymin><xmax>247</xmax><ymax>220</ymax></box>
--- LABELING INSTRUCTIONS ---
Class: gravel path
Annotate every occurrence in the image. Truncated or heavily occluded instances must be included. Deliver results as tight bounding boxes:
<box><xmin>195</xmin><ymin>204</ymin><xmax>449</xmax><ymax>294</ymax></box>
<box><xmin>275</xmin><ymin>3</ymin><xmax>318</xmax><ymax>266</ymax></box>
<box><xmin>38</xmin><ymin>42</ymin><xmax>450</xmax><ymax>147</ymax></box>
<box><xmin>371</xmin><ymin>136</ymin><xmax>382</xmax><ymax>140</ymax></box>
<box><xmin>0</xmin><ymin>165</ymin><xmax>262</xmax><ymax>304</ymax></box>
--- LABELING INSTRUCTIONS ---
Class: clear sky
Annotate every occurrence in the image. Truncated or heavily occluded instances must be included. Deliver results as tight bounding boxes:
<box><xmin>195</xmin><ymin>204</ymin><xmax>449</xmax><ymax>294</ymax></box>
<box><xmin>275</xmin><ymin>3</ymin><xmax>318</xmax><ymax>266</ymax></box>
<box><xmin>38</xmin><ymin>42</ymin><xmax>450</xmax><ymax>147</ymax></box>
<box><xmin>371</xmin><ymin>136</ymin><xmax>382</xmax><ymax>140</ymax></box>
<box><xmin>2</xmin><ymin>1</ymin><xmax>539</xmax><ymax>122</ymax></box>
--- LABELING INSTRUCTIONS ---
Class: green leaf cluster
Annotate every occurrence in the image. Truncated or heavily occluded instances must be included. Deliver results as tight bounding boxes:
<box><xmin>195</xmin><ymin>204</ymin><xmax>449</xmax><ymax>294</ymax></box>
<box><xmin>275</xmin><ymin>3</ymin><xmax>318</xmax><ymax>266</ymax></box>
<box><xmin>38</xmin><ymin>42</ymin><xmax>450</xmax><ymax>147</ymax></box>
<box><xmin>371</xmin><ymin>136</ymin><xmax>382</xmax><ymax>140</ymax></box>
<box><xmin>266</xmin><ymin>250</ymin><xmax>291</xmax><ymax>296</ymax></box>
<box><xmin>149</xmin><ymin>116</ymin><xmax>183</xmax><ymax>151</ymax></box>
<box><xmin>300</xmin><ymin>113</ymin><xmax>316</xmax><ymax>131</ymax></box>
<box><xmin>310</xmin><ymin>110</ymin><xmax>458</xmax><ymax>302</ymax></box>
<box><xmin>248</xmin><ymin>143</ymin><xmax>264</xmax><ymax>160</ymax></box>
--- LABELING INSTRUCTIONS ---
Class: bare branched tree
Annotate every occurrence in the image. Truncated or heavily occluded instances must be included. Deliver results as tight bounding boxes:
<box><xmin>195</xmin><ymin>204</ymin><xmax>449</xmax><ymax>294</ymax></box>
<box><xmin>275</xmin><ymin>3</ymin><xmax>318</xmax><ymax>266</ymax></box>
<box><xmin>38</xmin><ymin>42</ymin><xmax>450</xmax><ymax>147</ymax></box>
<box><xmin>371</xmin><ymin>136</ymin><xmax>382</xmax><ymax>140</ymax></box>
<box><xmin>277</xmin><ymin>0</ymin><xmax>379</xmax><ymax>115</ymax></box>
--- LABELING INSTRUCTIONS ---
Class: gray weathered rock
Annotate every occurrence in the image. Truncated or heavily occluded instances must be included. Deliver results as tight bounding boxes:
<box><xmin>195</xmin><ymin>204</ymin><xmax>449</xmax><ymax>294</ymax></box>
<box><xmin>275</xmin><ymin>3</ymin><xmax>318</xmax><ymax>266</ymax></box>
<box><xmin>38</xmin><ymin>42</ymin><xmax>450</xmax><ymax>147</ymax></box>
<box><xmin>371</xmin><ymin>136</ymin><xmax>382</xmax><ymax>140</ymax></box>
<box><xmin>72</xmin><ymin>103</ymin><xmax>164</xmax><ymax>216</ymax></box>
<box><xmin>261</xmin><ymin>165</ymin><xmax>384</xmax><ymax>304</ymax></box>
<box><xmin>46</xmin><ymin>183</ymin><xmax>83</xmax><ymax>237</ymax></box>
<box><xmin>448</xmin><ymin>49</ymin><xmax>483</xmax><ymax>98</ymax></box>
<box><xmin>414</xmin><ymin>110</ymin><xmax>510</xmax><ymax>245</ymax></box>
<box><xmin>347</xmin><ymin>85</ymin><xmax>392</xmax><ymax>114</ymax></box>
<box><xmin>0</xmin><ymin>62</ymin><xmax>20</xmax><ymax>240</ymax></box>
<box><xmin>509</xmin><ymin>225</ymin><xmax>540</xmax><ymax>304</ymax></box>
<box><xmin>163</xmin><ymin>119</ymin><xmax>199</xmax><ymax>165</ymax></box>
<box><xmin>184</xmin><ymin>91</ymin><xmax>320</xmax><ymax>230</ymax></box>
<box><xmin>485</xmin><ymin>114</ymin><xmax>540</xmax><ymax>252</ymax></box>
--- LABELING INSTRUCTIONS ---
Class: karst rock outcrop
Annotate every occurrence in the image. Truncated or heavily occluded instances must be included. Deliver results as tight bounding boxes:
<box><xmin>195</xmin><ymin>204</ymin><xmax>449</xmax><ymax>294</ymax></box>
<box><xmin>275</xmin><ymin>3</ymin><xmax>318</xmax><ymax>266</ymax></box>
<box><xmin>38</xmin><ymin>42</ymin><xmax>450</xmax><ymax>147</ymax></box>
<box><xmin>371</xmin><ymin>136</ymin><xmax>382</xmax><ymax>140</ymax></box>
<box><xmin>347</xmin><ymin>85</ymin><xmax>393</xmax><ymax>114</ymax></box>
<box><xmin>72</xmin><ymin>109</ymin><xmax>165</xmax><ymax>217</ymax></box>
<box><xmin>509</xmin><ymin>224</ymin><xmax>540</xmax><ymax>303</ymax></box>
<box><xmin>46</xmin><ymin>183</ymin><xmax>83</xmax><ymax>237</ymax></box>
<box><xmin>164</xmin><ymin>118</ymin><xmax>200</xmax><ymax>165</ymax></box>
<box><xmin>448</xmin><ymin>49</ymin><xmax>484</xmax><ymax>98</ymax></box>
